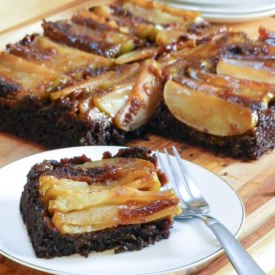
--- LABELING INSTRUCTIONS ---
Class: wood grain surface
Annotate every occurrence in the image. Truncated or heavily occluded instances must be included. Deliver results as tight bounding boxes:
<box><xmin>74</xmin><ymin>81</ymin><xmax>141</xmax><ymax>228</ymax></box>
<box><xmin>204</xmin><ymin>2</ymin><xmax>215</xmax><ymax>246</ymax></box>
<box><xmin>0</xmin><ymin>1</ymin><xmax>274</xmax><ymax>274</ymax></box>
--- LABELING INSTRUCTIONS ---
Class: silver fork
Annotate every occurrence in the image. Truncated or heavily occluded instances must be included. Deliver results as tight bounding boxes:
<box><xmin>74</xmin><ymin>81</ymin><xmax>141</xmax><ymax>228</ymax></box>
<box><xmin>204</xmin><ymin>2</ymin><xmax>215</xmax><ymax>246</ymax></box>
<box><xmin>157</xmin><ymin>147</ymin><xmax>265</xmax><ymax>275</ymax></box>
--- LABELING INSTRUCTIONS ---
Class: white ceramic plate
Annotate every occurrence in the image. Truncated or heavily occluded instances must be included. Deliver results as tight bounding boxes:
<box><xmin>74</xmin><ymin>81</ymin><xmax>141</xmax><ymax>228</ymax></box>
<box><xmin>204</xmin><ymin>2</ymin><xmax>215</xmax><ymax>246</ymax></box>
<box><xmin>161</xmin><ymin>0</ymin><xmax>273</xmax><ymax>8</ymax></box>
<box><xmin>160</xmin><ymin>0</ymin><xmax>275</xmax><ymax>22</ymax></box>
<box><xmin>164</xmin><ymin>0</ymin><xmax>275</xmax><ymax>14</ymax></box>
<box><xmin>202</xmin><ymin>9</ymin><xmax>275</xmax><ymax>22</ymax></box>
<box><xmin>0</xmin><ymin>146</ymin><xmax>244</xmax><ymax>275</ymax></box>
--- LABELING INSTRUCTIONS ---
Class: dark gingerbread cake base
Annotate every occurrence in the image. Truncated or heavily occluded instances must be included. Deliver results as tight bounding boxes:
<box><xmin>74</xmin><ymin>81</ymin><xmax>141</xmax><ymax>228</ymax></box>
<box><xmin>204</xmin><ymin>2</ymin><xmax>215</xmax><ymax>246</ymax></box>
<box><xmin>0</xmin><ymin>96</ymin><xmax>126</xmax><ymax>148</ymax></box>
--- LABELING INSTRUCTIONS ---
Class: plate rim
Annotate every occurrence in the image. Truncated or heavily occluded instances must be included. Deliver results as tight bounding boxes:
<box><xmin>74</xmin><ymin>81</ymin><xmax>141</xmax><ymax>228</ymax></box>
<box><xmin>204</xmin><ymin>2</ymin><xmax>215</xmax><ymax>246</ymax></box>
<box><xmin>162</xmin><ymin>0</ymin><xmax>275</xmax><ymax>22</ymax></box>
<box><xmin>162</xmin><ymin>1</ymin><xmax>275</xmax><ymax>14</ymax></box>
<box><xmin>0</xmin><ymin>145</ymin><xmax>245</xmax><ymax>275</ymax></box>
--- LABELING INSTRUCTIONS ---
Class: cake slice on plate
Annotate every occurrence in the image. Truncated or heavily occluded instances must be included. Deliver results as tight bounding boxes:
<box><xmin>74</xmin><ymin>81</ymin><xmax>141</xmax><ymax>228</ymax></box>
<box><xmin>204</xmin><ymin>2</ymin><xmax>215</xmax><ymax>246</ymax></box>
<box><xmin>20</xmin><ymin>147</ymin><xmax>181</xmax><ymax>258</ymax></box>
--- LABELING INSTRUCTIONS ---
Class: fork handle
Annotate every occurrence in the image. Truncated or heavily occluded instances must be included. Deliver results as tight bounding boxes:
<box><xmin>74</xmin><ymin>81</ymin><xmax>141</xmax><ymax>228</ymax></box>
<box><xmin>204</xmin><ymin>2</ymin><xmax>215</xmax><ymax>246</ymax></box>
<box><xmin>201</xmin><ymin>215</ymin><xmax>266</xmax><ymax>275</ymax></box>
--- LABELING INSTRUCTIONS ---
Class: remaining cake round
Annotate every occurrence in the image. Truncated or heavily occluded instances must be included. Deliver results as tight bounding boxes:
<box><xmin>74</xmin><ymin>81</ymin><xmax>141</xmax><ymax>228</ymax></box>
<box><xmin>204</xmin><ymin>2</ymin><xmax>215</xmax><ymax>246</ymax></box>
<box><xmin>0</xmin><ymin>0</ymin><xmax>274</xmax><ymax>160</ymax></box>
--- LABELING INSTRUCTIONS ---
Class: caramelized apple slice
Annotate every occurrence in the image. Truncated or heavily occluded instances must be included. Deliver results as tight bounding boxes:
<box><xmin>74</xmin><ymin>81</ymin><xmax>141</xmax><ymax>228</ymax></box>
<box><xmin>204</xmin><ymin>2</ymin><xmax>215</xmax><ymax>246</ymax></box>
<box><xmin>155</xmin><ymin>20</ymin><xmax>226</xmax><ymax>45</ymax></box>
<box><xmin>91</xmin><ymin>4</ymin><xmax>157</xmax><ymax>40</ymax></box>
<box><xmin>52</xmin><ymin>197</ymin><xmax>180</xmax><ymax>233</ymax></box>
<box><xmin>114</xmin><ymin>59</ymin><xmax>163</xmax><ymax>131</ymax></box>
<box><xmin>49</xmin><ymin>187</ymin><xmax>174</xmax><ymax>213</ymax></box>
<box><xmin>94</xmin><ymin>83</ymin><xmax>133</xmax><ymax>117</ymax></box>
<box><xmin>50</xmin><ymin>70</ymin><xmax>117</xmax><ymax>101</ymax></box>
<box><xmin>52</xmin><ymin>206</ymin><xmax>118</xmax><ymax>233</ymax></box>
<box><xmin>156</xmin><ymin>29</ymin><xmax>187</xmax><ymax>45</ymax></box>
<box><xmin>7</xmin><ymin>36</ymin><xmax>114</xmax><ymax>76</ymax></box>
<box><xmin>76</xmin><ymin>157</ymin><xmax>161</xmax><ymax>191</ymax></box>
<box><xmin>53</xmin><ymin>204</ymin><xmax>180</xmax><ymax>233</ymax></box>
<box><xmin>122</xmin><ymin>0</ymin><xmax>199</xmax><ymax>24</ymax></box>
<box><xmin>93</xmin><ymin>64</ymin><xmax>142</xmax><ymax>117</ymax></box>
<box><xmin>42</xmin><ymin>168</ymin><xmax>159</xmax><ymax>198</ymax></box>
<box><xmin>50</xmin><ymin>63</ymin><xmax>140</xmax><ymax>101</ymax></box>
<box><xmin>188</xmin><ymin>68</ymin><xmax>275</xmax><ymax>105</ymax></box>
<box><xmin>115</xmin><ymin>47</ymin><xmax>158</xmax><ymax>64</ymax></box>
<box><xmin>40</xmin><ymin>171</ymin><xmax>159</xmax><ymax>205</ymax></box>
<box><xmin>0</xmin><ymin>52</ymin><xmax>69</xmax><ymax>98</ymax></box>
<box><xmin>34</xmin><ymin>36</ymin><xmax>114</xmax><ymax>70</ymax></box>
<box><xmin>118</xmin><ymin>172</ymin><xmax>161</xmax><ymax>191</ymax></box>
<box><xmin>42</xmin><ymin>182</ymin><xmax>92</xmax><ymax>204</ymax></box>
<box><xmin>43</xmin><ymin>20</ymin><xmax>143</xmax><ymax>58</ymax></box>
<box><xmin>98</xmin><ymin>63</ymin><xmax>140</xmax><ymax>89</ymax></box>
<box><xmin>39</xmin><ymin>175</ymin><xmax>89</xmax><ymax>197</ymax></box>
<box><xmin>217</xmin><ymin>58</ymin><xmax>275</xmax><ymax>84</ymax></box>
<box><xmin>164</xmin><ymin>32</ymin><xmax>248</xmax><ymax>66</ymax></box>
<box><xmin>82</xmin><ymin>172</ymin><xmax>160</xmax><ymax>192</ymax></box>
<box><xmin>164</xmin><ymin>80</ymin><xmax>258</xmax><ymax>136</ymax></box>
<box><xmin>159</xmin><ymin>42</ymin><xmax>222</xmax><ymax>72</ymax></box>
<box><xmin>171</xmin><ymin>42</ymin><xmax>220</xmax><ymax>60</ymax></box>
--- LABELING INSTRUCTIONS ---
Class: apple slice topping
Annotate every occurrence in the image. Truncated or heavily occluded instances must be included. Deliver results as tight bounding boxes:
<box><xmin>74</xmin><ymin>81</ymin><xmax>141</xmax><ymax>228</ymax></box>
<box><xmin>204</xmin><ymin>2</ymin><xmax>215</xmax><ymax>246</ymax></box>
<box><xmin>39</xmin><ymin>157</ymin><xmax>181</xmax><ymax>234</ymax></box>
<box><xmin>188</xmin><ymin>68</ymin><xmax>275</xmax><ymax>106</ymax></box>
<box><xmin>52</xmin><ymin>197</ymin><xmax>180</xmax><ymax>234</ymax></box>
<box><xmin>115</xmin><ymin>47</ymin><xmax>158</xmax><ymax>65</ymax></box>
<box><xmin>217</xmin><ymin>58</ymin><xmax>275</xmax><ymax>84</ymax></box>
<box><xmin>51</xmin><ymin>60</ymin><xmax>162</xmax><ymax>131</ymax></box>
<box><xmin>50</xmin><ymin>70</ymin><xmax>118</xmax><ymax>101</ymax></box>
<box><xmin>114</xmin><ymin>59</ymin><xmax>163</xmax><ymax>131</ymax></box>
<box><xmin>164</xmin><ymin>79</ymin><xmax>258</xmax><ymax>136</ymax></box>
<box><xmin>94</xmin><ymin>82</ymin><xmax>134</xmax><ymax>118</ymax></box>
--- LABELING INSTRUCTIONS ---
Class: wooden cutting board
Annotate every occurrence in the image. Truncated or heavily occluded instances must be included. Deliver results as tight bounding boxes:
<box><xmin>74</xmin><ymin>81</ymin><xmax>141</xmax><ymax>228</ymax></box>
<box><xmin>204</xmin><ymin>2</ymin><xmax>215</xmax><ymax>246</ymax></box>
<box><xmin>0</xmin><ymin>1</ymin><xmax>274</xmax><ymax>274</ymax></box>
